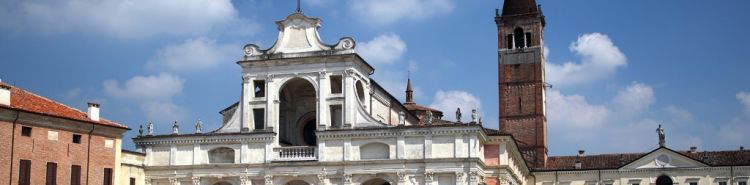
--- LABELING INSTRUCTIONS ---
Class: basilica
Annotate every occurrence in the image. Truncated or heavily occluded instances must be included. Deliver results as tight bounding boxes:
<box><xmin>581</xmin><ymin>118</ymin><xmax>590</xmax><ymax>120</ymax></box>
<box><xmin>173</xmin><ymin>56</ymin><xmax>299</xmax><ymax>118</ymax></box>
<box><xmin>127</xmin><ymin>1</ymin><xmax>750</xmax><ymax>185</ymax></box>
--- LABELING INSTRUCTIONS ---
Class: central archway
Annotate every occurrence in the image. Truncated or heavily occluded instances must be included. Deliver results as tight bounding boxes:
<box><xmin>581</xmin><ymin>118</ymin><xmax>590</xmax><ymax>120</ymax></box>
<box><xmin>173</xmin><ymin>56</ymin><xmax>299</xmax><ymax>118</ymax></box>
<box><xmin>656</xmin><ymin>175</ymin><xmax>673</xmax><ymax>185</ymax></box>
<box><xmin>279</xmin><ymin>78</ymin><xmax>317</xmax><ymax>146</ymax></box>
<box><xmin>363</xmin><ymin>178</ymin><xmax>391</xmax><ymax>185</ymax></box>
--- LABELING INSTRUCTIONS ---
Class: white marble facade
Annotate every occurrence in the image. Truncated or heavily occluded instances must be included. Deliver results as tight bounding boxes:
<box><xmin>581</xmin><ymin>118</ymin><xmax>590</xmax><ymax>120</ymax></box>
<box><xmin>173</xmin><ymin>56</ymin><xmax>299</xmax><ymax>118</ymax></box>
<box><xmin>132</xmin><ymin>12</ymin><xmax>529</xmax><ymax>185</ymax></box>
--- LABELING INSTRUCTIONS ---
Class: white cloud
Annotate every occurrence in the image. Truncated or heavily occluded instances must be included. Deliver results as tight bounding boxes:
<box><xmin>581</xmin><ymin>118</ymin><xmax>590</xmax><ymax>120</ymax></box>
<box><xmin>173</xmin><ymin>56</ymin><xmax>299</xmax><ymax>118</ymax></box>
<box><xmin>140</xmin><ymin>101</ymin><xmax>187</xmax><ymax>124</ymax></box>
<box><xmin>430</xmin><ymin>90</ymin><xmax>481</xmax><ymax>122</ymax></box>
<box><xmin>547</xmin><ymin>90</ymin><xmax>610</xmax><ymax>128</ymax></box>
<box><xmin>0</xmin><ymin>0</ymin><xmax>258</xmax><ymax>39</ymax></box>
<box><xmin>147</xmin><ymin>37</ymin><xmax>237</xmax><ymax>72</ymax></box>
<box><xmin>721</xmin><ymin>92</ymin><xmax>750</xmax><ymax>145</ymax></box>
<box><xmin>349</xmin><ymin>0</ymin><xmax>454</xmax><ymax>25</ymax></box>
<box><xmin>103</xmin><ymin>73</ymin><xmax>185</xmax><ymax>101</ymax></box>
<box><xmin>613</xmin><ymin>82</ymin><xmax>655</xmax><ymax>115</ymax></box>
<box><xmin>737</xmin><ymin>91</ymin><xmax>750</xmax><ymax>115</ymax></box>
<box><xmin>357</xmin><ymin>33</ymin><xmax>407</xmax><ymax>65</ymax></box>
<box><xmin>546</xmin><ymin>33</ymin><xmax>627</xmax><ymax>86</ymax></box>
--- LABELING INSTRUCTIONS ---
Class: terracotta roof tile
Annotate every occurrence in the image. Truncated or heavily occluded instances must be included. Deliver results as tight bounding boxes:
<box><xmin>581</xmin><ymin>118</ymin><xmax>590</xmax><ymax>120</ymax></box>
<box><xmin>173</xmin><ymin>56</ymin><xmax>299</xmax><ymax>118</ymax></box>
<box><xmin>404</xmin><ymin>103</ymin><xmax>442</xmax><ymax>113</ymax></box>
<box><xmin>536</xmin><ymin>148</ymin><xmax>750</xmax><ymax>171</ymax></box>
<box><xmin>0</xmin><ymin>82</ymin><xmax>127</xmax><ymax>129</ymax></box>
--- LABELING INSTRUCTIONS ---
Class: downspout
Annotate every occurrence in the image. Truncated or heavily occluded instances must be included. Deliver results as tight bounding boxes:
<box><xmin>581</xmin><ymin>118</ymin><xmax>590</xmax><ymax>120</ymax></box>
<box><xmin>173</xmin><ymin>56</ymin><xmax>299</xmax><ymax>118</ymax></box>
<box><xmin>85</xmin><ymin>125</ymin><xmax>95</xmax><ymax>185</ymax></box>
<box><xmin>7</xmin><ymin>110</ymin><xmax>20</xmax><ymax>185</ymax></box>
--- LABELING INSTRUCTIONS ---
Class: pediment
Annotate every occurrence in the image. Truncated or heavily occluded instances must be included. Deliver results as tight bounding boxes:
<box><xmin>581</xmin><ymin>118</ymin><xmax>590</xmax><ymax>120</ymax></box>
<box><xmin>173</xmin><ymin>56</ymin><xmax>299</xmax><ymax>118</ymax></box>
<box><xmin>620</xmin><ymin>147</ymin><xmax>708</xmax><ymax>170</ymax></box>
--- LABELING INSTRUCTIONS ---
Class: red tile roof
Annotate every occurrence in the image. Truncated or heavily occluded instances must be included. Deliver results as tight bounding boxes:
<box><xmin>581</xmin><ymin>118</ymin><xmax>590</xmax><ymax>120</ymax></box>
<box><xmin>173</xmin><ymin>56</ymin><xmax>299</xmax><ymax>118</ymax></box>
<box><xmin>535</xmin><ymin>147</ymin><xmax>750</xmax><ymax>171</ymax></box>
<box><xmin>404</xmin><ymin>103</ymin><xmax>442</xmax><ymax>113</ymax></box>
<box><xmin>0</xmin><ymin>82</ymin><xmax>127</xmax><ymax>129</ymax></box>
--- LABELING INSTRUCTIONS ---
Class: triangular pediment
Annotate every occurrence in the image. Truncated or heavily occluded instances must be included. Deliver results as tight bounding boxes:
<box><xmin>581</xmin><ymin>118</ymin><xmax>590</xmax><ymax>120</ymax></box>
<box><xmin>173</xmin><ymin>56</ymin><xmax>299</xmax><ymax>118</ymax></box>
<box><xmin>620</xmin><ymin>147</ymin><xmax>708</xmax><ymax>170</ymax></box>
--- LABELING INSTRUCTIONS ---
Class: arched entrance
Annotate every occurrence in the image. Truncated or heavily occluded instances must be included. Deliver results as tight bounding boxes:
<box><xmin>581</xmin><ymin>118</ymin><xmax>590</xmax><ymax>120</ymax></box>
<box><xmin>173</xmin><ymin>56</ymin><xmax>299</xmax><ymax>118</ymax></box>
<box><xmin>363</xmin><ymin>178</ymin><xmax>391</xmax><ymax>185</ymax></box>
<box><xmin>286</xmin><ymin>180</ymin><xmax>310</xmax><ymax>185</ymax></box>
<box><xmin>656</xmin><ymin>175</ymin><xmax>673</xmax><ymax>185</ymax></box>
<box><xmin>279</xmin><ymin>78</ymin><xmax>317</xmax><ymax>146</ymax></box>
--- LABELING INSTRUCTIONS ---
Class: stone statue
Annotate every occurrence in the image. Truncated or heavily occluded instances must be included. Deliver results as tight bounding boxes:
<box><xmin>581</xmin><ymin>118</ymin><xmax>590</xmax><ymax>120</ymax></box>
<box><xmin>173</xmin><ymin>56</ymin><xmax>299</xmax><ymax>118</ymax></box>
<box><xmin>147</xmin><ymin>121</ymin><xmax>154</xmax><ymax>136</ymax></box>
<box><xmin>399</xmin><ymin>111</ymin><xmax>406</xmax><ymax>125</ymax></box>
<box><xmin>138</xmin><ymin>124</ymin><xmax>144</xmax><ymax>136</ymax></box>
<box><xmin>471</xmin><ymin>109</ymin><xmax>478</xmax><ymax>123</ymax></box>
<box><xmin>657</xmin><ymin>124</ymin><xmax>665</xmax><ymax>147</ymax></box>
<box><xmin>456</xmin><ymin>108</ymin><xmax>462</xmax><ymax>123</ymax></box>
<box><xmin>425</xmin><ymin>110</ymin><xmax>434</xmax><ymax>125</ymax></box>
<box><xmin>172</xmin><ymin>121</ymin><xmax>179</xmax><ymax>135</ymax></box>
<box><xmin>195</xmin><ymin>119</ymin><xmax>203</xmax><ymax>134</ymax></box>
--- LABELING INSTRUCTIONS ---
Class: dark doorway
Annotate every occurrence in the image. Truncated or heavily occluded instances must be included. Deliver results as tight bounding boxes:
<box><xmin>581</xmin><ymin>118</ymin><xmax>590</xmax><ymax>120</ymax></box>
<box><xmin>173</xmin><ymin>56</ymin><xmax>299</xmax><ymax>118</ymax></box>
<box><xmin>657</xmin><ymin>175</ymin><xmax>673</xmax><ymax>185</ymax></box>
<box><xmin>302</xmin><ymin>119</ymin><xmax>317</xmax><ymax>146</ymax></box>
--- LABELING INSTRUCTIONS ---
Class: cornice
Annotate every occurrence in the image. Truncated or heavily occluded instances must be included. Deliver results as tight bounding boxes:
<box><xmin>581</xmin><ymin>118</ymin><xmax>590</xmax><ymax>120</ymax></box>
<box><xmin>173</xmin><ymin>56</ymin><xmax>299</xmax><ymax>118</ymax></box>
<box><xmin>133</xmin><ymin>132</ymin><xmax>275</xmax><ymax>145</ymax></box>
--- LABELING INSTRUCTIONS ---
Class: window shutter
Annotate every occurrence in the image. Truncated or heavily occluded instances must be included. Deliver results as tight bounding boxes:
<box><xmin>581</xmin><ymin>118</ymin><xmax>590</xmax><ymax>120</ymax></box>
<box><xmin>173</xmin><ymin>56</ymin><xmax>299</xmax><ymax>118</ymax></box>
<box><xmin>19</xmin><ymin>160</ymin><xmax>31</xmax><ymax>185</ymax></box>
<box><xmin>103</xmin><ymin>168</ymin><xmax>113</xmax><ymax>185</ymax></box>
<box><xmin>46</xmin><ymin>162</ymin><xmax>57</xmax><ymax>185</ymax></box>
<box><xmin>71</xmin><ymin>165</ymin><xmax>81</xmax><ymax>185</ymax></box>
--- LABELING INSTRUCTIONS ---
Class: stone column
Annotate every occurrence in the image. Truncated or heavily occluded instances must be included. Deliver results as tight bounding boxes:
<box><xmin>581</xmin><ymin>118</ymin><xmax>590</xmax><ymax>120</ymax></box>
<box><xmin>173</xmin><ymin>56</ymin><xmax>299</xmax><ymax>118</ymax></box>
<box><xmin>240</xmin><ymin>176</ymin><xmax>253</xmax><ymax>185</ymax></box>
<box><xmin>397</xmin><ymin>172</ymin><xmax>408</xmax><ymax>185</ymax></box>
<box><xmin>241</xmin><ymin>74</ymin><xmax>253</xmax><ymax>131</ymax></box>
<box><xmin>192</xmin><ymin>177</ymin><xmax>201</xmax><ymax>185</ymax></box>
<box><xmin>170</xmin><ymin>178</ymin><xmax>181</xmax><ymax>185</ymax></box>
<box><xmin>317</xmin><ymin>71</ymin><xmax>329</xmax><ymax>129</ymax></box>
<box><xmin>265</xmin><ymin>74</ymin><xmax>276</xmax><ymax>132</ymax></box>
<box><xmin>343</xmin><ymin>69</ymin><xmax>356</xmax><ymax>128</ymax></box>
<box><xmin>468</xmin><ymin>172</ymin><xmax>479</xmax><ymax>185</ymax></box>
<box><xmin>455</xmin><ymin>172</ymin><xmax>466</xmax><ymax>185</ymax></box>
<box><xmin>264</xmin><ymin>175</ymin><xmax>274</xmax><ymax>185</ymax></box>
<box><xmin>424</xmin><ymin>172</ymin><xmax>437</xmax><ymax>185</ymax></box>
<box><xmin>343</xmin><ymin>174</ymin><xmax>353</xmax><ymax>185</ymax></box>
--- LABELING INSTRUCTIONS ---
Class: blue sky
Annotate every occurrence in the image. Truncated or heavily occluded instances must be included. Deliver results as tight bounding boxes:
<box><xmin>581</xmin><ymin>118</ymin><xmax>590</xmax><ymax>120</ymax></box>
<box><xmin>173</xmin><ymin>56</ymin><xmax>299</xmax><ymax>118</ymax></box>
<box><xmin>1</xmin><ymin>0</ymin><xmax>748</xmax><ymax>155</ymax></box>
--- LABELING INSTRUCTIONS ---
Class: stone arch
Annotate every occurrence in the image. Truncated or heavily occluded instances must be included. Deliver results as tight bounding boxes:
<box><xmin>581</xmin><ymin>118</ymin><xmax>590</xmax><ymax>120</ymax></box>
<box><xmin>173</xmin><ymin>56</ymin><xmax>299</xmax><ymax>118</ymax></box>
<box><xmin>656</xmin><ymin>175</ymin><xmax>673</xmax><ymax>185</ymax></box>
<box><xmin>355</xmin><ymin>174</ymin><xmax>397</xmax><ymax>185</ymax></box>
<box><xmin>208</xmin><ymin>147</ymin><xmax>235</xmax><ymax>164</ymax></box>
<box><xmin>362</xmin><ymin>178</ymin><xmax>392</xmax><ymax>185</ymax></box>
<box><xmin>285</xmin><ymin>180</ymin><xmax>311</xmax><ymax>185</ymax></box>
<box><xmin>355</xmin><ymin>80</ymin><xmax>365</xmax><ymax>102</ymax></box>
<box><xmin>279</xmin><ymin>77</ymin><xmax>317</xmax><ymax>146</ymax></box>
<box><xmin>360</xmin><ymin>142</ymin><xmax>390</xmax><ymax>160</ymax></box>
<box><xmin>213</xmin><ymin>182</ymin><xmax>233</xmax><ymax>185</ymax></box>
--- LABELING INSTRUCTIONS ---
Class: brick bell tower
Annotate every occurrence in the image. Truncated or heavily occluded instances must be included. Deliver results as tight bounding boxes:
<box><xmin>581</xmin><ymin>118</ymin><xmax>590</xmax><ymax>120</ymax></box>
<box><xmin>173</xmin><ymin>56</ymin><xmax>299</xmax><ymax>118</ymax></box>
<box><xmin>496</xmin><ymin>0</ymin><xmax>548</xmax><ymax>167</ymax></box>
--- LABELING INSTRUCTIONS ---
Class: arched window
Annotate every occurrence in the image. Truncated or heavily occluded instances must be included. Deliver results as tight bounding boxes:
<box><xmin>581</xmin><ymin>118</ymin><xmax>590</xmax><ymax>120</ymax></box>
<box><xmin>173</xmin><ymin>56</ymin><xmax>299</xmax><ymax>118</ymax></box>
<box><xmin>514</xmin><ymin>27</ymin><xmax>526</xmax><ymax>48</ymax></box>
<box><xmin>360</xmin><ymin>142</ymin><xmax>389</xmax><ymax>160</ymax></box>
<box><xmin>208</xmin><ymin>147</ymin><xmax>235</xmax><ymax>164</ymax></box>
<box><xmin>656</xmin><ymin>175</ymin><xmax>673</xmax><ymax>185</ymax></box>
<box><xmin>278</xmin><ymin>78</ymin><xmax>317</xmax><ymax>146</ymax></box>
<box><xmin>356</xmin><ymin>81</ymin><xmax>365</xmax><ymax>102</ymax></box>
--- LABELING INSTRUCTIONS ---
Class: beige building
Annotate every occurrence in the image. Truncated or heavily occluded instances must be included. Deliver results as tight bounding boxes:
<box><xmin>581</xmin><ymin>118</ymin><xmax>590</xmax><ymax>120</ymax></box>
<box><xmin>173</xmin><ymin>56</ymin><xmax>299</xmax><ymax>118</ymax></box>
<box><xmin>119</xmin><ymin>150</ymin><xmax>146</xmax><ymax>185</ymax></box>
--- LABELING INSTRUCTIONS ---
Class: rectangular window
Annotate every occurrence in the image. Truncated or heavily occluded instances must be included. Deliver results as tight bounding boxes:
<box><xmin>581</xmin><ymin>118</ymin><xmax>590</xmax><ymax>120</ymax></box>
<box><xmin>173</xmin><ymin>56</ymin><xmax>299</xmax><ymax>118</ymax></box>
<box><xmin>330</xmin><ymin>105</ymin><xmax>343</xmax><ymax>128</ymax></box>
<box><xmin>253</xmin><ymin>80</ymin><xmax>266</xmax><ymax>97</ymax></box>
<box><xmin>70</xmin><ymin>165</ymin><xmax>81</xmax><ymax>185</ymax></box>
<box><xmin>45</xmin><ymin>162</ymin><xmax>57</xmax><ymax>185</ymax></box>
<box><xmin>253</xmin><ymin>108</ymin><xmax>265</xmax><ymax>130</ymax></box>
<box><xmin>330</xmin><ymin>75</ymin><xmax>343</xmax><ymax>94</ymax></box>
<box><xmin>103</xmin><ymin>168</ymin><xmax>113</xmax><ymax>185</ymax></box>
<box><xmin>130</xmin><ymin>178</ymin><xmax>136</xmax><ymax>185</ymax></box>
<box><xmin>689</xmin><ymin>183</ymin><xmax>697</xmax><ymax>185</ymax></box>
<box><xmin>507</xmin><ymin>34</ymin><xmax>514</xmax><ymax>49</ymax></box>
<box><xmin>719</xmin><ymin>182</ymin><xmax>727</xmax><ymax>185</ymax></box>
<box><xmin>72</xmin><ymin>134</ymin><xmax>82</xmax><ymax>144</ymax></box>
<box><xmin>21</xmin><ymin>126</ymin><xmax>32</xmax><ymax>137</ymax></box>
<box><xmin>19</xmin><ymin>160</ymin><xmax>31</xmax><ymax>185</ymax></box>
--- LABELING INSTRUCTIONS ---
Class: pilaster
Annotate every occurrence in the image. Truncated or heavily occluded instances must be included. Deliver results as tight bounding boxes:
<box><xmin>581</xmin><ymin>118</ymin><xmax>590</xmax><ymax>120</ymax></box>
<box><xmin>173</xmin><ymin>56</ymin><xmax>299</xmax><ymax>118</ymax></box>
<box><xmin>192</xmin><ymin>177</ymin><xmax>201</xmax><ymax>185</ymax></box>
<box><xmin>170</xmin><ymin>178</ymin><xmax>181</xmax><ymax>185</ymax></box>
<box><xmin>456</xmin><ymin>172</ymin><xmax>466</xmax><ymax>185</ymax></box>
<box><xmin>425</xmin><ymin>172</ymin><xmax>437</xmax><ymax>185</ymax></box>
<box><xmin>240</xmin><ymin>175</ymin><xmax>253</xmax><ymax>185</ymax></box>
<box><xmin>424</xmin><ymin>134</ymin><xmax>432</xmax><ymax>159</ymax></box>
<box><xmin>264</xmin><ymin>175</ymin><xmax>274</xmax><ymax>185</ymax></box>
<box><xmin>343</xmin><ymin>69</ymin><xmax>356</xmax><ymax>128</ymax></box>
<box><xmin>317</xmin><ymin>71</ymin><xmax>330</xmax><ymax>129</ymax></box>
<box><xmin>397</xmin><ymin>136</ymin><xmax>406</xmax><ymax>159</ymax></box>
<box><xmin>241</xmin><ymin>74</ymin><xmax>253</xmax><ymax>131</ymax></box>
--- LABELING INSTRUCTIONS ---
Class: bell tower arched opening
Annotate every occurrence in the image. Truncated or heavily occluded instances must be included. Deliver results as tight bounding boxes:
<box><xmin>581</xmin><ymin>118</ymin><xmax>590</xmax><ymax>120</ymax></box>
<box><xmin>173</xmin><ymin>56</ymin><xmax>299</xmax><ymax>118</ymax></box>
<box><xmin>279</xmin><ymin>78</ymin><xmax>317</xmax><ymax>146</ymax></box>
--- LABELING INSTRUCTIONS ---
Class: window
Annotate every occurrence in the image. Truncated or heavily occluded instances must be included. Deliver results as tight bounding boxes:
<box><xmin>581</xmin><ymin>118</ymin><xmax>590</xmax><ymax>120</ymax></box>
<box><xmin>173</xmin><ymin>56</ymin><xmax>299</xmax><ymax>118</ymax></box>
<box><xmin>330</xmin><ymin>105</ymin><xmax>343</xmax><ymax>128</ymax></box>
<box><xmin>525</xmin><ymin>32</ymin><xmax>532</xmax><ymax>47</ymax></box>
<box><xmin>330</xmin><ymin>75</ymin><xmax>343</xmax><ymax>94</ymax></box>
<box><xmin>19</xmin><ymin>160</ymin><xmax>31</xmax><ymax>185</ymax></box>
<box><xmin>130</xmin><ymin>178</ymin><xmax>136</xmax><ymax>185</ymax></box>
<box><xmin>506</xmin><ymin>34</ymin><xmax>514</xmax><ymax>49</ymax></box>
<box><xmin>21</xmin><ymin>126</ymin><xmax>31</xmax><ymax>137</ymax></box>
<box><xmin>46</xmin><ymin>162</ymin><xmax>57</xmax><ymax>185</ymax></box>
<box><xmin>253</xmin><ymin>108</ymin><xmax>265</xmax><ymax>130</ymax></box>
<box><xmin>254</xmin><ymin>80</ymin><xmax>266</xmax><ymax>97</ymax></box>
<box><xmin>514</xmin><ymin>27</ymin><xmax>526</xmax><ymax>48</ymax></box>
<box><xmin>72</xmin><ymin>134</ymin><xmax>82</xmax><ymax>144</ymax></box>
<box><xmin>70</xmin><ymin>165</ymin><xmax>81</xmax><ymax>185</ymax></box>
<box><xmin>689</xmin><ymin>183</ymin><xmax>697</xmax><ymax>185</ymax></box>
<box><xmin>103</xmin><ymin>168</ymin><xmax>113</xmax><ymax>185</ymax></box>
<box><xmin>355</xmin><ymin>81</ymin><xmax>365</xmax><ymax>101</ymax></box>
<box><xmin>739</xmin><ymin>182</ymin><xmax>747</xmax><ymax>185</ymax></box>
<box><xmin>719</xmin><ymin>182</ymin><xmax>727</xmax><ymax>185</ymax></box>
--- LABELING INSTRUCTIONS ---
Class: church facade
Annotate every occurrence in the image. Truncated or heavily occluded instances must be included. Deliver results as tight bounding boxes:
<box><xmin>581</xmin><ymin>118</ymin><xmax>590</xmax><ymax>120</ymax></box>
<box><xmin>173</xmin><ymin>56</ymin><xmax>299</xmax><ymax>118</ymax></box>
<box><xmin>130</xmin><ymin>1</ymin><xmax>749</xmax><ymax>185</ymax></box>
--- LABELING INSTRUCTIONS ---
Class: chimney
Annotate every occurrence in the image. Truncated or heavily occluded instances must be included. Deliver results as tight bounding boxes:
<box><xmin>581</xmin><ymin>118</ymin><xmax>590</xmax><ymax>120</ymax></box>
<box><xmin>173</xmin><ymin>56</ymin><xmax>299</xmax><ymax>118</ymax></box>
<box><xmin>87</xmin><ymin>102</ymin><xmax>100</xmax><ymax>121</ymax></box>
<box><xmin>0</xmin><ymin>83</ymin><xmax>10</xmax><ymax>106</ymax></box>
<box><xmin>574</xmin><ymin>161</ymin><xmax>582</xmax><ymax>169</ymax></box>
<box><xmin>689</xmin><ymin>146</ymin><xmax>697</xmax><ymax>153</ymax></box>
<box><xmin>575</xmin><ymin>150</ymin><xmax>585</xmax><ymax>169</ymax></box>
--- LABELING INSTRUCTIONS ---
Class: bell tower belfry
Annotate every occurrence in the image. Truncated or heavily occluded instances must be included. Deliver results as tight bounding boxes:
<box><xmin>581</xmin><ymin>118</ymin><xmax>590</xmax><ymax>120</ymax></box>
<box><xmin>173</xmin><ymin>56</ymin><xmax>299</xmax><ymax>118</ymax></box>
<box><xmin>496</xmin><ymin>0</ymin><xmax>548</xmax><ymax>167</ymax></box>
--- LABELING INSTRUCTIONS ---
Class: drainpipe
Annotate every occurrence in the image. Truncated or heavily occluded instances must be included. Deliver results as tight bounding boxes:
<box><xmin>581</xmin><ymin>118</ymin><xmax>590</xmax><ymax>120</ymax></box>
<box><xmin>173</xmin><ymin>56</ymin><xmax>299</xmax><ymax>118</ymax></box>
<box><xmin>85</xmin><ymin>125</ymin><xmax>95</xmax><ymax>185</ymax></box>
<box><xmin>7</xmin><ymin>110</ymin><xmax>20</xmax><ymax>185</ymax></box>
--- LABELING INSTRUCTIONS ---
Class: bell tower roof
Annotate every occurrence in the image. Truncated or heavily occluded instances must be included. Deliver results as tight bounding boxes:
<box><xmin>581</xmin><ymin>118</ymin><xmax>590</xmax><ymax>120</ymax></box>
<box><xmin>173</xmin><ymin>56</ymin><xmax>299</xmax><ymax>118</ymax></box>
<box><xmin>501</xmin><ymin>0</ymin><xmax>540</xmax><ymax>16</ymax></box>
